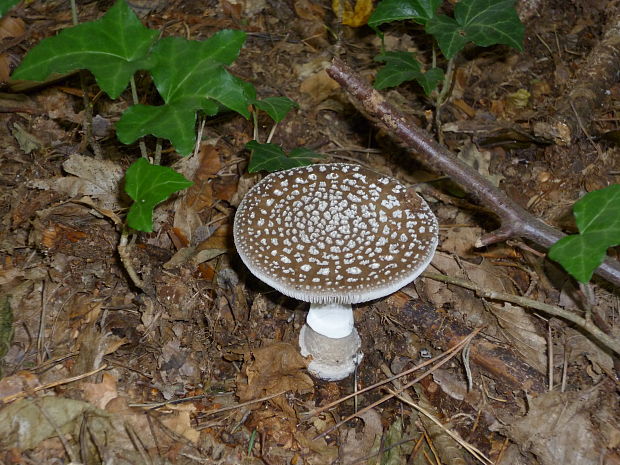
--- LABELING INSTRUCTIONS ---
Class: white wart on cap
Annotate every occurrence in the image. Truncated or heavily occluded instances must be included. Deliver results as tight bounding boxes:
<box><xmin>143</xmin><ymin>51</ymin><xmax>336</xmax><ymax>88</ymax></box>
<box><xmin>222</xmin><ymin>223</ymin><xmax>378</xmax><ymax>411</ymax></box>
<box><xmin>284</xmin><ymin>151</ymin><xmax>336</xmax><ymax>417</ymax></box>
<box><xmin>233</xmin><ymin>163</ymin><xmax>439</xmax><ymax>305</ymax></box>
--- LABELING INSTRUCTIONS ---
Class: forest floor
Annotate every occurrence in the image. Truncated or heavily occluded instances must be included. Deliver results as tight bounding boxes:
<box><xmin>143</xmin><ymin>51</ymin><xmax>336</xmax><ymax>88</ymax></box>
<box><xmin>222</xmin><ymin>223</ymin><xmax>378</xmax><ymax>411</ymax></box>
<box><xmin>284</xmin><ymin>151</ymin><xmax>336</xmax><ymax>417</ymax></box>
<box><xmin>0</xmin><ymin>0</ymin><xmax>619</xmax><ymax>464</ymax></box>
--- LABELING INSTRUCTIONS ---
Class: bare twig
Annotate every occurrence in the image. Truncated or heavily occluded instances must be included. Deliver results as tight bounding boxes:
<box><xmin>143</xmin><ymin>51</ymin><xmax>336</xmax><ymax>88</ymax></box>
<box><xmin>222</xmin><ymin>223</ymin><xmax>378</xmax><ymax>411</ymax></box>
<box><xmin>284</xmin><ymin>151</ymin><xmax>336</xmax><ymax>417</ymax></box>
<box><xmin>118</xmin><ymin>228</ymin><xmax>145</xmax><ymax>291</ymax></box>
<box><xmin>0</xmin><ymin>365</ymin><xmax>108</xmax><ymax>404</ymax></box>
<box><xmin>422</xmin><ymin>271</ymin><xmax>620</xmax><ymax>355</ymax></box>
<box><xmin>326</xmin><ymin>59</ymin><xmax>620</xmax><ymax>288</ymax></box>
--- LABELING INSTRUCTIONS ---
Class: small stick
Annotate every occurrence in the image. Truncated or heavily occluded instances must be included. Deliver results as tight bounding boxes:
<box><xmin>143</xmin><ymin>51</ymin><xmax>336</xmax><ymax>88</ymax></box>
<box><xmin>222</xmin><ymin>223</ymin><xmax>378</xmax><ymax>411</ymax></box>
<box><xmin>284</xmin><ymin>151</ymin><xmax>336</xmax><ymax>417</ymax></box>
<box><xmin>423</xmin><ymin>271</ymin><xmax>620</xmax><ymax>355</ymax></box>
<box><xmin>1</xmin><ymin>365</ymin><xmax>108</xmax><ymax>404</ymax></box>
<box><xmin>196</xmin><ymin>390</ymin><xmax>287</xmax><ymax>422</ymax></box>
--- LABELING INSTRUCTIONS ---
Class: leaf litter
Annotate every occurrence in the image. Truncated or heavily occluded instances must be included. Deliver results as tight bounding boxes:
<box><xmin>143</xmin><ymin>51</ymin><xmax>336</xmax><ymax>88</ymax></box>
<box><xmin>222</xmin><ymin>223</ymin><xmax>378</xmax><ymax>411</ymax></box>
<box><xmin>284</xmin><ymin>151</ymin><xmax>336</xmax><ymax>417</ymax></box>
<box><xmin>0</xmin><ymin>0</ymin><xmax>619</xmax><ymax>464</ymax></box>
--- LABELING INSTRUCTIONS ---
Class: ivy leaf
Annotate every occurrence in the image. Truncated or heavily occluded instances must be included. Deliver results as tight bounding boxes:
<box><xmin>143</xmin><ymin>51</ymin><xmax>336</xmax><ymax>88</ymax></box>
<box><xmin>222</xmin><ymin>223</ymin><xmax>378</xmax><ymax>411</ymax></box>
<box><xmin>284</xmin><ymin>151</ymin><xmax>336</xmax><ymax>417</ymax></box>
<box><xmin>414</xmin><ymin>67</ymin><xmax>444</xmax><ymax>95</ymax></box>
<box><xmin>426</xmin><ymin>0</ymin><xmax>524</xmax><ymax>59</ymax></box>
<box><xmin>368</xmin><ymin>0</ymin><xmax>441</xmax><ymax>33</ymax></box>
<box><xmin>425</xmin><ymin>15</ymin><xmax>469</xmax><ymax>59</ymax></box>
<box><xmin>124</xmin><ymin>158</ymin><xmax>193</xmax><ymax>232</ymax></box>
<box><xmin>253</xmin><ymin>96</ymin><xmax>298</xmax><ymax>123</ymax></box>
<box><xmin>246</xmin><ymin>141</ymin><xmax>324</xmax><ymax>173</ymax></box>
<box><xmin>456</xmin><ymin>0</ymin><xmax>524</xmax><ymax>50</ymax></box>
<box><xmin>548</xmin><ymin>185</ymin><xmax>620</xmax><ymax>282</ymax></box>
<box><xmin>0</xmin><ymin>0</ymin><xmax>19</xmax><ymax>18</ymax></box>
<box><xmin>116</xmin><ymin>30</ymin><xmax>253</xmax><ymax>155</ymax></box>
<box><xmin>12</xmin><ymin>0</ymin><xmax>157</xmax><ymax>98</ymax></box>
<box><xmin>374</xmin><ymin>51</ymin><xmax>444</xmax><ymax>95</ymax></box>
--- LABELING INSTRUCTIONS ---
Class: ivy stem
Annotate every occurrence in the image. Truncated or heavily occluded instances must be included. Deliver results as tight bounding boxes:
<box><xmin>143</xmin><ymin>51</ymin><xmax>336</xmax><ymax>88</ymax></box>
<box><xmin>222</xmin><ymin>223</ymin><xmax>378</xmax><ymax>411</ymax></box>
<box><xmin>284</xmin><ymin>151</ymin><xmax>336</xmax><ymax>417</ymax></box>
<box><xmin>251</xmin><ymin>107</ymin><xmax>259</xmax><ymax>142</ymax></box>
<box><xmin>130</xmin><ymin>75</ymin><xmax>148</xmax><ymax>159</ymax></box>
<box><xmin>70</xmin><ymin>0</ymin><xmax>102</xmax><ymax>159</ymax></box>
<box><xmin>266</xmin><ymin>123</ymin><xmax>278</xmax><ymax>144</ymax></box>
<box><xmin>118</xmin><ymin>228</ymin><xmax>145</xmax><ymax>291</ymax></box>
<box><xmin>69</xmin><ymin>0</ymin><xmax>78</xmax><ymax>25</ymax></box>
<box><xmin>434</xmin><ymin>57</ymin><xmax>455</xmax><ymax>144</ymax></box>
<box><xmin>154</xmin><ymin>139</ymin><xmax>162</xmax><ymax>165</ymax></box>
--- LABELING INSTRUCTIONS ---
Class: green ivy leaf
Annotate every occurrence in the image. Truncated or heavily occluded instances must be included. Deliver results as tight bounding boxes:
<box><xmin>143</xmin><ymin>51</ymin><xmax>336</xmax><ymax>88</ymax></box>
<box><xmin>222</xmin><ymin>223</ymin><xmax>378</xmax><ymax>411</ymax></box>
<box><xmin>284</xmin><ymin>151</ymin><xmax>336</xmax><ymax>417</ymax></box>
<box><xmin>548</xmin><ymin>185</ymin><xmax>620</xmax><ymax>282</ymax></box>
<box><xmin>414</xmin><ymin>67</ymin><xmax>444</xmax><ymax>95</ymax></box>
<box><xmin>374</xmin><ymin>51</ymin><xmax>444</xmax><ymax>95</ymax></box>
<box><xmin>426</xmin><ymin>0</ymin><xmax>523</xmax><ymax>59</ymax></box>
<box><xmin>116</xmin><ymin>30</ymin><xmax>253</xmax><ymax>155</ymax></box>
<box><xmin>368</xmin><ymin>0</ymin><xmax>441</xmax><ymax>33</ymax></box>
<box><xmin>12</xmin><ymin>0</ymin><xmax>157</xmax><ymax>98</ymax></box>
<box><xmin>254</xmin><ymin>97</ymin><xmax>298</xmax><ymax>123</ymax></box>
<box><xmin>246</xmin><ymin>141</ymin><xmax>323</xmax><ymax>173</ymax></box>
<box><xmin>0</xmin><ymin>0</ymin><xmax>19</xmax><ymax>18</ymax></box>
<box><xmin>374</xmin><ymin>51</ymin><xmax>421</xmax><ymax>89</ymax></box>
<box><xmin>425</xmin><ymin>15</ymin><xmax>468</xmax><ymax>59</ymax></box>
<box><xmin>124</xmin><ymin>158</ymin><xmax>193</xmax><ymax>232</ymax></box>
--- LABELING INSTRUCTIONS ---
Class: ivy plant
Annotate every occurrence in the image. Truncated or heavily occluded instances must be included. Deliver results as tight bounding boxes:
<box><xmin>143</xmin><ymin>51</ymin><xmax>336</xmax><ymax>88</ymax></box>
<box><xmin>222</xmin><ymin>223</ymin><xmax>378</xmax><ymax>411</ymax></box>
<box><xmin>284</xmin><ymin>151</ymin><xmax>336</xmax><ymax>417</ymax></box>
<box><xmin>548</xmin><ymin>185</ymin><xmax>620</xmax><ymax>283</ymax></box>
<box><xmin>0</xmin><ymin>0</ymin><xmax>19</xmax><ymax>18</ymax></box>
<box><xmin>368</xmin><ymin>0</ymin><xmax>524</xmax><ymax>95</ymax></box>
<box><xmin>12</xmin><ymin>0</ymin><xmax>315</xmax><ymax>232</ymax></box>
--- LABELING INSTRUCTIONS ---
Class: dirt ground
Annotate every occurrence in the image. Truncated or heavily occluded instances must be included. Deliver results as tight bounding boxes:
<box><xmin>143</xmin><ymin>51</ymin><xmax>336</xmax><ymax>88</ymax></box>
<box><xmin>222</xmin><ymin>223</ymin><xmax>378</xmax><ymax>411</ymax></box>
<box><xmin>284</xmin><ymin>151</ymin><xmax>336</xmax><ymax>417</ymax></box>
<box><xmin>0</xmin><ymin>0</ymin><xmax>619</xmax><ymax>464</ymax></box>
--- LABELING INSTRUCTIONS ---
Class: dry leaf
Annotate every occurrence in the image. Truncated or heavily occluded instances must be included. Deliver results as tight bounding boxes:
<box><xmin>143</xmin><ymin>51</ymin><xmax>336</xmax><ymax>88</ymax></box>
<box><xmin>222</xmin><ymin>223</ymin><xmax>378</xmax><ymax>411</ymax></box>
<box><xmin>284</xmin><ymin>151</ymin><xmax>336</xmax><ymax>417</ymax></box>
<box><xmin>161</xmin><ymin>408</ymin><xmax>200</xmax><ymax>443</ymax></box>
<box><xmin>28</xmin><ymin>154</ymin><xmax>124</xmax><ymax>210</ymax></box>
<box><xmin>236</xmin><ymin>342</ymin><xmax>313</xmax><ymax>403</ymax></box>
<box><xmin>507</xmin><ymin>387</ymin><xmax>604</xmax><ymax>465</ymax></box>
<box><xmin>491</xmin><ymin>302</ymin><xmax>547</xmax><ymax>373</ymax></box>
<box><xmin>173</xmin><ymin>144</ymin><xmax>221</xmax><ymax>242</ymax></box>
<box><xmin>0</xmin><ymin>16</ymin><xmax>25</xmax><ymax>39</ymax></box>
<box><xmin>81</xmin><ymin>373</ymin><xmax>119</xmax><ymax>410</ymax></box>
<box><xmin>294</xmin><ymin>0</ymin><xmax>325</xmax><ymax>20</ymax></box>
<box><xmin>339</xmin><ymin>409</ymin><xmax>383</xmax><ymax>464</ymax></box>
<box><xmin>458</xmin><ymin>142</ymin><xmax>504</xmax><ymax>187</ymax></box>
<box><xmin>332</xmin><ymin>0</ymin><xmax>373</xmax><ymax>27</ymax></box>
<box><xmin>299</xmin><ymin>69</ymin><xmax>340</xmax><ymax>105</ymax></box>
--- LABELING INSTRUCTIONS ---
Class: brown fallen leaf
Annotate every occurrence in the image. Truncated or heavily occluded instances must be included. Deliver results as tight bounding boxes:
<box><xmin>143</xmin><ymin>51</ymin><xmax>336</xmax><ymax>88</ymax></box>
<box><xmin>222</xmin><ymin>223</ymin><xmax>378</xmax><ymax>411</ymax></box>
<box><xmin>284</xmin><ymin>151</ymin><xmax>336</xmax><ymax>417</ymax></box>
<box><xmin>237</xmin><ymin>343</ymin><xmax>313</xmax><ymax>402</ymax></box>
<box><xmin>0</xmin><ymin>16</ymin><xmax>25</xmax><ymax>39</ymax></box>
<box><xmin>81</xmin><ymin>373</ymin><xmax>118</xmax><ymax>410</ymax></box>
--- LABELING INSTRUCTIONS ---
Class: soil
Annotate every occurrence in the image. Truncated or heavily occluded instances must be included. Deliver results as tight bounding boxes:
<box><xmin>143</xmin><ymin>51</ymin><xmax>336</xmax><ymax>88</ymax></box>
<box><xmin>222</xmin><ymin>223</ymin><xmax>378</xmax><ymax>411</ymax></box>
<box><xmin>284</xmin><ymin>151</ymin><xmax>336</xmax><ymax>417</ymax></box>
<box><xmin>0</xmin><ymin>0</ymin><xmax>619</xmax><ymax>464</ymax></box>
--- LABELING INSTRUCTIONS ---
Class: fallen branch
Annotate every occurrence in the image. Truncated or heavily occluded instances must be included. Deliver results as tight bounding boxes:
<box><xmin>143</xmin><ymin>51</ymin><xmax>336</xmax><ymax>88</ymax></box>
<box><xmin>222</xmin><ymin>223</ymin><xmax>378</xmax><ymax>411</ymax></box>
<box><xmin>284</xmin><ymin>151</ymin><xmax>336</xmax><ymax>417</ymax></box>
<box><xmin>422</xmin><ymin>271</ymin><xmax>620</xmax><ymax>356</ymax></box>
<box><xmin>326</xmin><ymin>59</ymin><xmax>620</xmax><ymax>288</ymax></box>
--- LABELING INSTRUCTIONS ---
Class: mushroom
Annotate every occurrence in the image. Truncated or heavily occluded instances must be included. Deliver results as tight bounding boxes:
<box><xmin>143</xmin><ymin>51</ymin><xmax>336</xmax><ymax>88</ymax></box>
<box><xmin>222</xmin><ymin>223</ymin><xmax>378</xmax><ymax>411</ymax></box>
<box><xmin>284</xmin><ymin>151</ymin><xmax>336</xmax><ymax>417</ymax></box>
<box><xmin>233</xmin><ymin>163</ymin><xmax>438</xmax><ymax>380</ymax></box>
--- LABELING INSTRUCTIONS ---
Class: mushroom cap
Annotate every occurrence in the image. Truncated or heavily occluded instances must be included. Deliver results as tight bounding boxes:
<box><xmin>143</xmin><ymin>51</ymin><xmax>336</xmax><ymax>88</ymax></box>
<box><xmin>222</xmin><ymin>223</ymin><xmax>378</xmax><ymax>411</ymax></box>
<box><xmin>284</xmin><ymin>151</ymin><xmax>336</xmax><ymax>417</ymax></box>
<box><xmin>234</xmin><ymin>163</ymin><xmax>438</xmax><ymax>304</ymax></box>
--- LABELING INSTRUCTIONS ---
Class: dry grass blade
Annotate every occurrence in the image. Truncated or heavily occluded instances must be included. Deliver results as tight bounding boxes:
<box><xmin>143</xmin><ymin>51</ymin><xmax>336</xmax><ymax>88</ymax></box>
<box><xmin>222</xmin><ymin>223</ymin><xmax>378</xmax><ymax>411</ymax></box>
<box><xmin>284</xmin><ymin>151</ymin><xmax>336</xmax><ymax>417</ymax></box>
<box><xmin>0</xmin><ymin>364</ymin><xmax>108</xmax><ymax>404</ymax></box>
<box><xmin>387</xmin><ymin>389</ymin><xmax>493</xmax><ymax>465</ymax></box>
<box><xmin>312</xmin><ymin>328</ymin><xmax>482</xmax><ymax>440</ymax></box>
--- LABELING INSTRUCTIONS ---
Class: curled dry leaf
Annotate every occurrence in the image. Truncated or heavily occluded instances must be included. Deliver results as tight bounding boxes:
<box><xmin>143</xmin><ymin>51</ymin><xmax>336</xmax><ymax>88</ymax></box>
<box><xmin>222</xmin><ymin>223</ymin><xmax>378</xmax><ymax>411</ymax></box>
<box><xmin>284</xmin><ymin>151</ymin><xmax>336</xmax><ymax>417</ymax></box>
<box><xmin>236</xmin><ymin>342</ymin><xmax>313</xmax><ymax>403</ymax></box>
<box><xmin>339</xmin><ymin>409</ymin><xmax>383</xmax><ymax>465</ymax></box>
<box><xmin>491</xmin><ymin>302</ymin><xmax>547</xmax><ymax>374</ymax></box>
<box><xmin>81</xmin><ymin>372</ymin><xmax>118</xmax><ymax>410</ymax></box>
<box><xmin>507</xmin><ymin>387</ymin><xmax>609</xmax><ymax>465</ymax></box>
<box><xmin>28</xmin><ymin>154</ymin><xmax>124</xmax><ymax>210</ymax></box>
<box><xmin>0</xmin><ymin>15</ymin><xmax>25</xmax><ymax>39</ymax></box>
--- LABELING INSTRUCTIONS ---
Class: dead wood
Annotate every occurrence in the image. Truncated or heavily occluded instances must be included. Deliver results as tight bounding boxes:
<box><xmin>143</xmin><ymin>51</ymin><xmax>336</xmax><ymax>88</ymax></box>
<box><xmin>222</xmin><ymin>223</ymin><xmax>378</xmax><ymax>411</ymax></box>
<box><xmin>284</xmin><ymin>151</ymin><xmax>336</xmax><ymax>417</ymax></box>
<box><xmin>386</xmin><ymin>292</ymin><xmax>547</xmax><ymax>394</ymax></box>
<box><xmin>326</xmin><ymin>58</ymin><xmax>620</xmax><ymax>288</ymax></box>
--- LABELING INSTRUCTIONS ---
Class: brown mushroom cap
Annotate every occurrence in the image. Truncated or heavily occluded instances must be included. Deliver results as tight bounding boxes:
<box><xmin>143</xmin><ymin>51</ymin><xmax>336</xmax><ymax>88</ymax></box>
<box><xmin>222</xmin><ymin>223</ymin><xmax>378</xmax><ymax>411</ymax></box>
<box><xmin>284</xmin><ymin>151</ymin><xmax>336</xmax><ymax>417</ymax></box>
<box><xmin>234</xmin><ymin>163</ymin><xmax>438</xmax><ymax>304</ymax></box>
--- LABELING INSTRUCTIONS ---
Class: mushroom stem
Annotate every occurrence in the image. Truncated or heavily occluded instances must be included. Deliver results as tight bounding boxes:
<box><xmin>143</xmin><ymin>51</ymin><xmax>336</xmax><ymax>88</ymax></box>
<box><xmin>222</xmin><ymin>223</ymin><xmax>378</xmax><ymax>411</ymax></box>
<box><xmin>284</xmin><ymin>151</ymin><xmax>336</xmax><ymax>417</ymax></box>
<box><xmin>299</xmin><ymin>324</ymin><xmax>363</xmax><ymax>381</ymax></box>
<box><xmin>306</xmin><ymin>303</ymin><xmax>354</xmax><ymax>338</ymax></box>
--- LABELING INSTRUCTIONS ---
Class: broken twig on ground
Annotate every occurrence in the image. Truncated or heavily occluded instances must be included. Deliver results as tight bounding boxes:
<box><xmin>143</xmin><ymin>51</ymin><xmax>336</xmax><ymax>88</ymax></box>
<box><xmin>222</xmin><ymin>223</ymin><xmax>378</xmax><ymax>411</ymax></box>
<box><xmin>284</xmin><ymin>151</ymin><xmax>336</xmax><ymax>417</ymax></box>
<box><xmin>422</xmin><ymin>271</ymin><xmax>620</xmax><ymax>356</ymax></box>
<box><xmin>326</xmin><ymin>58</ymin><xmax>620</xmax><ymax>288</ymax></box>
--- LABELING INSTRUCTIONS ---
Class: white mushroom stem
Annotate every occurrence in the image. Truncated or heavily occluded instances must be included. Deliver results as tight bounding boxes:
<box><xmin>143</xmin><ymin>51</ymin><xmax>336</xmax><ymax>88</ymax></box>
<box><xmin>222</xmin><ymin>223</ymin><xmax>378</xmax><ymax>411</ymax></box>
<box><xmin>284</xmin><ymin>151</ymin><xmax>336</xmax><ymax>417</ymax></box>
<box><xmin>306</xmin><ymin>302</ymin><xmax>354</xmax><ymax>339</ymax></box>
